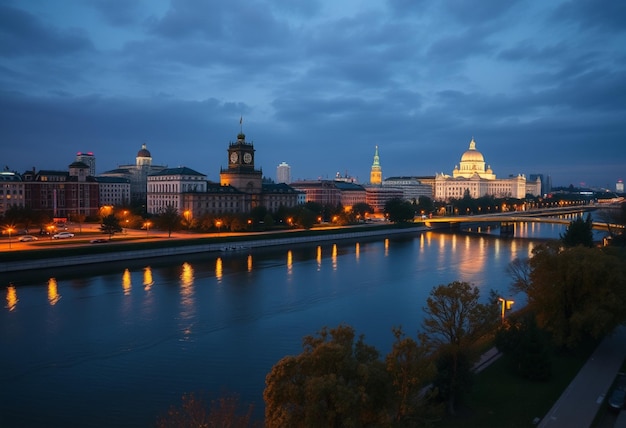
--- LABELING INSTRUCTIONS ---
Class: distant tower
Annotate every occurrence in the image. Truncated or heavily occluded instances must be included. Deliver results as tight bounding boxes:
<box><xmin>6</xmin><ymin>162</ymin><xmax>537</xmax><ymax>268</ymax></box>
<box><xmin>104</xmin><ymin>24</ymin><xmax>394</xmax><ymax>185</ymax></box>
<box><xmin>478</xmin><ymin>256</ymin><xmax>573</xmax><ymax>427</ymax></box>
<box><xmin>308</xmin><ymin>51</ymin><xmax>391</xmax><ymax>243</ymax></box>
<box><xmin>617</xmin><ymin>179</ymin><xmax>624</xmax><ymax>193</ymax></box>
<box><xmin>277</xmin><ymin>162</ymin><xmax>291</xmax><ymax>184</ymax></box>
<box><xmin>75</xmin><ymin>152</ymin><xmax>96</xmax><ymax>176</ymax></box>
<box><xmin>370</xmin><ymin>146</ymin><xmax>382</xmax><ymax>185</ymax></box>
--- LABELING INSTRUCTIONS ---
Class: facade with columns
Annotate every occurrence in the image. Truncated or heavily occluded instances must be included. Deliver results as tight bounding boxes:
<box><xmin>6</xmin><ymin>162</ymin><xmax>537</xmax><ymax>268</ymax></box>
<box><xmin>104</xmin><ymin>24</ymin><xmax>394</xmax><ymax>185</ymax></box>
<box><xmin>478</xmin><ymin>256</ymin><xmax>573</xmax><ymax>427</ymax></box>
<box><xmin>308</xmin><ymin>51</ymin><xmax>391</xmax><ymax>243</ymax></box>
<box><xmin>434</xmin><ymin>138</ymin><xmax>541</xmax><ymax>201</ymax></box>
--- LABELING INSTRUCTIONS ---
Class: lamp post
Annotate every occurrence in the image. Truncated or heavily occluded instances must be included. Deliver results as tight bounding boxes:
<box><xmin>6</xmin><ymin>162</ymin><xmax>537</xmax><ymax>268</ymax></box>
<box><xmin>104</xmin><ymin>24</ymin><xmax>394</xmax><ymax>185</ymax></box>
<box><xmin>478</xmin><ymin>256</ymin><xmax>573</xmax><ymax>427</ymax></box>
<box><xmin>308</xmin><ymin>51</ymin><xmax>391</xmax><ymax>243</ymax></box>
<box><xmin>498</xmin><ymin>297</ymin><xmax>515</xmax><ymax>323</ymax></box>
<box><xmin>144</xmin><ymin>221</ymin><xmax>150</xmax><ymax>237</ymax></box>
<box><xmin>7</xmin><ymin>226</ymin><xmax>14</xmax><ymax>249</ymax></box>
<box><xmin>216</xmin><ymin>220</ymin><xmax>222</xmax><ymax>236</ymax></box>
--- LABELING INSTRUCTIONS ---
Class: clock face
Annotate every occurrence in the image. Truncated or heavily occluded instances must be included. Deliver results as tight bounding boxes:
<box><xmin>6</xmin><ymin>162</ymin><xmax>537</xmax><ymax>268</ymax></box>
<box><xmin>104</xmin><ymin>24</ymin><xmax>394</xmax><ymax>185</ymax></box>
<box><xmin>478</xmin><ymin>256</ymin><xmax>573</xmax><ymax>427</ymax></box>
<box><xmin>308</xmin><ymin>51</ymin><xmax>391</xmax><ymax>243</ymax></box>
<box><xmin>230</xmin><ymin>152</ymin><xmax>238</xmax><ymax>163</ymax></box>
<box><xmin>243</xmin><ymin>152</ymin><xmax>252</xmax><ymax>164</ymax></box>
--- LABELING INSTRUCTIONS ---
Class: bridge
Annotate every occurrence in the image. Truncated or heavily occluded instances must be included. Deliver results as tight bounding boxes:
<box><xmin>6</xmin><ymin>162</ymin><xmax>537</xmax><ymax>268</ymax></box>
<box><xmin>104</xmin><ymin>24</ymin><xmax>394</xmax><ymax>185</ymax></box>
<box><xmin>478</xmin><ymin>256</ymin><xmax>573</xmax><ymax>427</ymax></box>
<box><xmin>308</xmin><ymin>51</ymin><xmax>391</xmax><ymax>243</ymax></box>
<box><xmin>422</xmin><ymin>206</ymin><xmax>624</xmax><ymax>236</ymax></box>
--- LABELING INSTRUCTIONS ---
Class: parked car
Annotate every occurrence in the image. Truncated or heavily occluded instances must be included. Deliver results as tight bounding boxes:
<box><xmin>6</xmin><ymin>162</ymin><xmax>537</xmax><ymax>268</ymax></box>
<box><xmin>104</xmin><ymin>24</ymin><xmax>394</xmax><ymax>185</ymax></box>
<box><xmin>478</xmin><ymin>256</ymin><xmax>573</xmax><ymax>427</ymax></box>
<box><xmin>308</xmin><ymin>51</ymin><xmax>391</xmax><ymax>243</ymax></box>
<box><xmin>89</xmin><ymin>238</ymin><xmax>109</xmax><ymax>244</ymax></box>
<box><xmin>608</xmin><ymin>373</ymin><xmax>626</xmax><ymax>411</ymax></box>
<box><xmin>18</xmin><ymin>235</ymin><xmax>38</xmax><ymax>242</ymax></box>
<box><xmin>52</xmin><ymin>232</ymin><xmax>74</xmax><ymax>239</ymax></box>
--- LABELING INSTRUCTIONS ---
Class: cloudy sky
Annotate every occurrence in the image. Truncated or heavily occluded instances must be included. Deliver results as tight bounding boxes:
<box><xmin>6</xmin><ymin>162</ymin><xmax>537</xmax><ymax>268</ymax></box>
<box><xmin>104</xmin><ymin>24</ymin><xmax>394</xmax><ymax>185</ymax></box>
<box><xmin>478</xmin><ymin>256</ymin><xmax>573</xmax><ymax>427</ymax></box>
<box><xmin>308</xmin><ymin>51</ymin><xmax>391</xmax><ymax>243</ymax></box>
<box><xmin>1</xmin><ymin>0</ymin><xmax>624</xmax><ymax>189</ymax></box>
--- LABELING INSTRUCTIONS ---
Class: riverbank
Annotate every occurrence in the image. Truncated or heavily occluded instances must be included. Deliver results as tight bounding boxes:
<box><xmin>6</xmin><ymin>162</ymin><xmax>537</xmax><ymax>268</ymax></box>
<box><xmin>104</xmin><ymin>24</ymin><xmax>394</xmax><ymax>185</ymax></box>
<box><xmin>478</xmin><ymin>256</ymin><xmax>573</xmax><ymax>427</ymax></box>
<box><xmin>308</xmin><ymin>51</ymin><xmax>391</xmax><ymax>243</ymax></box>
<box><xmin>0</xmin><ymin>224</ymin><xmax>427</xmax><ymax>274</ymax></box>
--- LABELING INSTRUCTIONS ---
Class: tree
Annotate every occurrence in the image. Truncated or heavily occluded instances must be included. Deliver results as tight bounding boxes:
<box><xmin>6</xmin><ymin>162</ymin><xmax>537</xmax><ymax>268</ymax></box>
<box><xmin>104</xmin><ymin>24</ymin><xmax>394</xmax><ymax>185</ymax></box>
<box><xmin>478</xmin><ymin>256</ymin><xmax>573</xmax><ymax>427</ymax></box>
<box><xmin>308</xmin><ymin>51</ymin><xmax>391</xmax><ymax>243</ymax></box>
<box><xmin>352</xmin><ymin>202</ymin><xmax>374</xmax><ymax>222</ymax></box>
<box><xmin>385</xmin><ymin>327</ymin><xmax>442</xmax><ymax>426</ymax></box>
<box><xmin>525</xmin><ymin>243</ymin><xmax>626</xmax><ymax>348</ymax></box>
<box><xmin>264</xmin><ymin>324</ymin><xmax>391</xmax><ymax>427</ymax></box>
<box><xmin>384</xmin><ymin>198</ymin><xmax>415</xmax><ymax>223</ymax></box>
<box><xmin>156</xmin><ymin>391</ymin><xmax>260</xmax><ymax>428</ymax></box>
<box><xmin>155</xmin><ymin>205</ymin><xmax>182</xmax><ymax>238</ymax></box>
<box><xmin>560</xmin><ymin>213</ymin><xmax>594</xmax><ymax>247</ymax></box>
<box><xmin>419</xmin><ymin>281</ymin><xmax>499</xmax><ymax>414</ymax></box>
<box><xmin>100</xmin><ymin>214</ymin><xmax>122</xmax><ymax>239</ymax></box>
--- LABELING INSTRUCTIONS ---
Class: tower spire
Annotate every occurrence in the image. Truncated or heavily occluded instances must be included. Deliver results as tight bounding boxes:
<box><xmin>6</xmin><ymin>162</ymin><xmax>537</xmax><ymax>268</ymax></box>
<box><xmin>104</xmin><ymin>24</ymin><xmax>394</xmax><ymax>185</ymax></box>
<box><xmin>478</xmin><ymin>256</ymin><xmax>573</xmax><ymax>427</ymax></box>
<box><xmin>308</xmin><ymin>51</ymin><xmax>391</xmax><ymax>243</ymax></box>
<box><xmin>370</xmin><ymin>145</ymin><xmax>382</xmax><ymax>185</ymax></box>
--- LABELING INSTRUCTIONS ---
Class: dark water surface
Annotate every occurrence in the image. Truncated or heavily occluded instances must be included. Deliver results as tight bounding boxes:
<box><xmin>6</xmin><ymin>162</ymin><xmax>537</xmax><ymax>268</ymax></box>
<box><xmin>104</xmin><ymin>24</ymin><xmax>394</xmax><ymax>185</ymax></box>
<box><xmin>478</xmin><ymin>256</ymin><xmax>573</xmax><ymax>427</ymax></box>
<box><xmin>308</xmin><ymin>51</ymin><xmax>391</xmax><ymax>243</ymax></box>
<box><xmin>0</xmin><ymin>226</ymin><xmax>569</xmax><ymax>427</ymax></box>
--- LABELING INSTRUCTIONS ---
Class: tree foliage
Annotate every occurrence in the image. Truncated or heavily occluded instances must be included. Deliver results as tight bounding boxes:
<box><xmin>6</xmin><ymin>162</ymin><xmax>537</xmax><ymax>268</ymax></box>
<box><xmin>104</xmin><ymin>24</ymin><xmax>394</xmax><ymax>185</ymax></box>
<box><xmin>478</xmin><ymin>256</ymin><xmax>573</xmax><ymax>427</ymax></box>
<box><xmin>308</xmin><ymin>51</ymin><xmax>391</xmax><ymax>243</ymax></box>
<box><xmin>419</xmin><ymin>281</ymin><xmax>499</xmax><ymax>414</ymax></box>
<box><xmin>154</xmin><ymin>204</ymin><xmax>182</xmax><ymax>238</ymax></box>
<box><xmin>526</xmin><ymin>243</ymin><xmax>626</xmax><ymax>348</ymax></box>
<box><xmin>156</xmin><ymin>392</ymin><xmax>259</xmax><ymax>428</ymax></box>
<box><xmin>99</xmin><ymin>214</ymin><xmax>122</xmax><ymax>239</ymax></box>
<box><xmin>264</xmin><ymin>324</ymin><xmax>391</xmax><ymax>427</ymax></box>
<box><xmin>384</xmin><ymin>198</ymin><xmax>415</xmax><ymax>223</ymax></box>
<box><xmin>264</xmin><ymin>324</ymin><xmax>444</xmax><ymax>427</ymax></box>
<box><xmin>560</xmin><ymin>213</ymin><xmax>594</xmax><ymax>247</ymax></box>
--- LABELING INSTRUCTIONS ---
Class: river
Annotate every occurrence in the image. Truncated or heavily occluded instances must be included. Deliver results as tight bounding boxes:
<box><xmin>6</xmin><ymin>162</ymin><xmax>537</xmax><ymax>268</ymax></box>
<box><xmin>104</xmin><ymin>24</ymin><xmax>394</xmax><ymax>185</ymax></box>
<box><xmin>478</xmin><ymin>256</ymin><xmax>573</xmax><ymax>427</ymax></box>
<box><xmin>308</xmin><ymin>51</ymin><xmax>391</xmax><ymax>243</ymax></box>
<box><xmin>0</xmin><ymin>218</ymin><xmax>598</xmax><ymax>427</ymax></box>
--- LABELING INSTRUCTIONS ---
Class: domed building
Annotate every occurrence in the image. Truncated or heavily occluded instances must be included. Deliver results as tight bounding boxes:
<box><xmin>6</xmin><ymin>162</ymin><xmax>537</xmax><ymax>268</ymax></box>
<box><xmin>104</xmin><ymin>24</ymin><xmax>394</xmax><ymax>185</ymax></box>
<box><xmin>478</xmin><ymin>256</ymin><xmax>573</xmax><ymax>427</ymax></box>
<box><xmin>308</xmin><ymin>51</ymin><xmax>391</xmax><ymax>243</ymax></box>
<box><xmin>434</xmin><ymin>138</ymin><xmax>541</xmax><ymax>201</ymax></box>
<box><xmin>100</xmin><ymin>143</ymin><xmax>167</xmax><ymax>206</ymax></box>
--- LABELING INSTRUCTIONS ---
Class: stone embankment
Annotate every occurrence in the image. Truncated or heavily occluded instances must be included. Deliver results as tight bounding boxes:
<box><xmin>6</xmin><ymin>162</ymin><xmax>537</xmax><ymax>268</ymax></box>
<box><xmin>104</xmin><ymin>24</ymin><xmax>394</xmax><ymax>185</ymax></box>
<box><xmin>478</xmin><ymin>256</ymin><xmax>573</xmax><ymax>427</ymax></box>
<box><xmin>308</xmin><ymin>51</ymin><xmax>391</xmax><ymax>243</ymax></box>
<box><xmin>0</xmin><ymin>227</ymin><xmax>425</xmax><ymax>274</ymax></box>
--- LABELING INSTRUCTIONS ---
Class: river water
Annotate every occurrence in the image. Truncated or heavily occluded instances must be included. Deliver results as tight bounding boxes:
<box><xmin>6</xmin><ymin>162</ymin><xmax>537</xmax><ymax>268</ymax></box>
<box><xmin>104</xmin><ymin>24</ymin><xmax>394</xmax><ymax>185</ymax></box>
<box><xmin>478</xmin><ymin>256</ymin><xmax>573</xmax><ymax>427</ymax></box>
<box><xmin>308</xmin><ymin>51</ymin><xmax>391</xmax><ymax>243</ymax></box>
<box><xmin>0</xmin><ymin>217</ymin><xmax>597</xmax><ymax>427</ymax></box>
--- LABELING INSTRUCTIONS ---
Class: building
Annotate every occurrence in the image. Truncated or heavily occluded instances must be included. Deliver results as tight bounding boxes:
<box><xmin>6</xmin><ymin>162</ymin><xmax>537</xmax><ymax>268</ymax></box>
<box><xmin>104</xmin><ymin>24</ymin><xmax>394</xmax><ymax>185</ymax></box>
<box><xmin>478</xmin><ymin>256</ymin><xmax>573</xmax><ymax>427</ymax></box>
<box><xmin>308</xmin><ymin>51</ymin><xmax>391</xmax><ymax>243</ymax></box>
<box><xmin>276</xmin><ymin>162</ymin><xmax>291</xmax><ymax>184</ymax></box>
<box><xmin>382</xmin><ymin>176</ymin><xmax>433</xmax><ymax>202</ymax></box>
<box><xmin>153</xmin><ymin>130</ymin><xmax>300</xmax><ymax>219</ymax></box>
<box><xmin>75</xmin><ymin>152</ymin><xmax>96</xmax><ymax>176</ymax></box>
<box><xmin>100</xmin><ymin>143</ymin><xmax>167</xmax><ymax>206</ymax></box>
<box><xmin>0</xmin><ymin>170</ymin><xmax>25</xmax><ymax>215</ymax></box>
<box><xmin>369</xmin><ymin>146</ymin><xmax>382</xmax><ymax>185</ymax></box>
<box><xmin>96</xmin><ymin>176</ymin><xmax>131</xmax><ymax>207</ymax></box>
<box><xmin>366</xmin><ymin>186</ymin><xmax>404</xmax><ymax>213</ymax></box>
<box><xmin>434</xmin><ymin>138</ymin><xmax>541</xmax><ymax>201</ymax></box>
<box><xmin>147</xmin><ymin>167</ymin><xmax>207</xmax><ymax>214</ymax></box>
<box><xmin>22</xmin><ymin>163</ymin><xmax>100</xmax><ymax>219</ymax></box>
<box><xmin>616</xmin><ymin>179</ymin><xmax>624</xmax><ymax>194</ymax></box>
<box><xmin>290</xmin><ymin>180</ymin><xmax>342</xmax><ymax>206</ymax></box>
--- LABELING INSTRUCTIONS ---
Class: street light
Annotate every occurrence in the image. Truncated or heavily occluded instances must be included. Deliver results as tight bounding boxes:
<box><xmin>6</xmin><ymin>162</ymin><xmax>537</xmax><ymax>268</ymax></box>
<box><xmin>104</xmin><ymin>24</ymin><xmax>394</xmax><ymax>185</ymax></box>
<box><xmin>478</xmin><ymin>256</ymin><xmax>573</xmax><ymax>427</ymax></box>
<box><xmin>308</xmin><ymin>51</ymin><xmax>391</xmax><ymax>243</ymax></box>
<box><xmin>7</xmin><ymin>226</ymin><xmax>14</xmax><ymax>249</ymax></box>
<box><xmin>498</xmin><ymin>297</ymin><xmax>514</xmax><ymax>323</ymax></box>
<box><xmin>144</xmin><ymin>221</ymin><xmax>151</xmax><ymax>237</ymax></box>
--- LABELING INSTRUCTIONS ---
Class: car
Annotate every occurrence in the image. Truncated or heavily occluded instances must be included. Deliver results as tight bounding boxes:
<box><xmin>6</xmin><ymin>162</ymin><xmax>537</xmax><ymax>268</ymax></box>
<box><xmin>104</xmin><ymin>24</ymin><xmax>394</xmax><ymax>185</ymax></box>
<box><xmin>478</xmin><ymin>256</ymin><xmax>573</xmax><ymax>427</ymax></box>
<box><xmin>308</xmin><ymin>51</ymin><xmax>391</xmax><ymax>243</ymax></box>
<box><xmin>608</xmin><ymin>374</ymin><xmax>626</xmax><ymax>411</ymax></box>
<box><xmin>18</xmin><ymin>235</ymin><xmax>38</xmax><ymax>242</ymax></box>
<box><xmin>90</xmin><ymin>238</ymin><xmax>109</xmax><ymax>244</ymax></box>
<box><xmin>52</xmin><ymin>232</ymin><xmax>74</xmax><ymax>239</ymax></box>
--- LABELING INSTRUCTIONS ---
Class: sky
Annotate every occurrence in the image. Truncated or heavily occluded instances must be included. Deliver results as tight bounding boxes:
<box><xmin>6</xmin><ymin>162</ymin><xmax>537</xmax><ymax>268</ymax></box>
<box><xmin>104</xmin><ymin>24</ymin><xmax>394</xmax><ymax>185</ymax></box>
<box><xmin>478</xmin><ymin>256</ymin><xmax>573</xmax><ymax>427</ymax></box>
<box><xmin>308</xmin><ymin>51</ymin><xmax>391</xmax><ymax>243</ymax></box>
<box><xmin>1</xmin><ymin>0</ymin><xmax>625</xmax><ymax>189</ymax></box>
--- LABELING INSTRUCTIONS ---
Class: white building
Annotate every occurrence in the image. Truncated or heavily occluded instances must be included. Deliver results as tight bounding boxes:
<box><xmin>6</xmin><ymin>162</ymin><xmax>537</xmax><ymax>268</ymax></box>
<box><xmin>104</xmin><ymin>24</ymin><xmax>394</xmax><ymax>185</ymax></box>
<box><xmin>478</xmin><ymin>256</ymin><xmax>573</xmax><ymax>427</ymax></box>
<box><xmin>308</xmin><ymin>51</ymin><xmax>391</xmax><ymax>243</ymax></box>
<box><xmin>383</xmin><ymin>176</ymin><xmax>433</xmax><ymax>201</ymax></box>
<box><xmin>434</xmin><ymin>138</ymin><xmax>541</xmax><ymax>201</ymax></box>
<box><xmin>276</xmin><ymin>162</ymin><xmax>291</xmax><ymax>184</ymax></box>
<box><xmin>147</xmin><ymin>167</ymin><xmax>207</xmax><ymax>214</ymax></box>
<box><xmin>96</xmin><ymin>176</ymin><xmax>131</xmax><ymax>207</ymax></box>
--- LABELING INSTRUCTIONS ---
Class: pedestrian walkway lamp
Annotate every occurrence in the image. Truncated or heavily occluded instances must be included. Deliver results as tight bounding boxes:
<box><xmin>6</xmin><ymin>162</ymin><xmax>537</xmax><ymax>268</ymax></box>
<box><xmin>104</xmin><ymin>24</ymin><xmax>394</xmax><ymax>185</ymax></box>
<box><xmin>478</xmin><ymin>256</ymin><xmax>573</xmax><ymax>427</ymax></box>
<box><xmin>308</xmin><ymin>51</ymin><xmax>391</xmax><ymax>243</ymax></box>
<box><xmin>498</xmin><ymin>297</ymin><xmax>514</xmax><ymax>323</ymax></box>
<box><xmin>7</xmin><ymin>226</ymin><xmax>14</xmax><ymax>249</ymax></box>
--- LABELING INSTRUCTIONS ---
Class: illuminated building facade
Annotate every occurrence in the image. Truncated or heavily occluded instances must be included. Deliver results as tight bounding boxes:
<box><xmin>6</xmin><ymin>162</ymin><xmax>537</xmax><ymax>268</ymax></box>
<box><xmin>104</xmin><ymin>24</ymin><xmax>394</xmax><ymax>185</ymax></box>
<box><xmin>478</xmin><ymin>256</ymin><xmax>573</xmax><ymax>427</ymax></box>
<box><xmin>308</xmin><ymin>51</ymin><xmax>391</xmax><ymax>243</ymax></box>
<box><xmin>434</xmin><ymin>138</ymin><xmax>541</xmax><ymax>201</ymax></box>
<box><xmin>0</xmin><ymin>171</ymin><xmax>25</xmax><ymax>215</ymax></box>
<box><xmin>369</xmin><ymin>146</ymin><xmax>382</xmax><ymax>185</ymax></box>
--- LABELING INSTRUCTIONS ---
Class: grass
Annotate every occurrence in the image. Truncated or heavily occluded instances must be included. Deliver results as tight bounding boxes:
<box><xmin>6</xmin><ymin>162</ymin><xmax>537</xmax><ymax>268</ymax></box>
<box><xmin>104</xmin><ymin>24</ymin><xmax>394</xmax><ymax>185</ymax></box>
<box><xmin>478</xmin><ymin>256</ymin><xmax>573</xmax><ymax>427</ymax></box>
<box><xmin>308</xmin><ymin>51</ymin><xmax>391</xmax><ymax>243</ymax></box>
<box><xmin>441</xmin><ymin>340</ymin><xmax>598</xmax><ymax>428</ymax></box>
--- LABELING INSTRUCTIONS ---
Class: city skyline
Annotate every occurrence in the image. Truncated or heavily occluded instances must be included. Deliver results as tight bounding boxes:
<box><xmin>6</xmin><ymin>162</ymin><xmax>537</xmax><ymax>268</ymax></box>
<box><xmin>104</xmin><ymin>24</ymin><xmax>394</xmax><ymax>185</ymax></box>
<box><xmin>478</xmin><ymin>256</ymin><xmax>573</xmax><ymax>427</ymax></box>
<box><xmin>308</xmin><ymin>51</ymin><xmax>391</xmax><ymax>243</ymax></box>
<box><xmin>1</xmin><ymin>1</ymin><xmax>624</xmax><ymax>188</ymax></box>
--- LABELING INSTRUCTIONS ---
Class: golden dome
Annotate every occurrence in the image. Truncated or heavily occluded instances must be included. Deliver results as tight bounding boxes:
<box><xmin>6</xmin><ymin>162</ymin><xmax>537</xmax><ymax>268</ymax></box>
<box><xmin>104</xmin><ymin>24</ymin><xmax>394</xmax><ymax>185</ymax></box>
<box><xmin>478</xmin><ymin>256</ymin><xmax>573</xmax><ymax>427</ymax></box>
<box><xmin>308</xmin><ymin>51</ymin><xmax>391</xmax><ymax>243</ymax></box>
<box><xmin>460</xmin><ymin>138</ymin><xmax>484</xmax><ymax>163</ymax></box>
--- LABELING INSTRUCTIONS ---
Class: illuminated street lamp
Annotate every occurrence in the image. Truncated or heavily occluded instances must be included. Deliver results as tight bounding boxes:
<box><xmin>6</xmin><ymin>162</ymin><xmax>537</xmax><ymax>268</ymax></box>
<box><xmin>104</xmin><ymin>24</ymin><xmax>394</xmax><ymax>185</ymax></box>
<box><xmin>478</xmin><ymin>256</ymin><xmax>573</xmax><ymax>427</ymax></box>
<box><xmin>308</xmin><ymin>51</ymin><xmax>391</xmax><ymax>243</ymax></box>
<box><xmin>216</xmin><ymin>220</ymin><xmax>222</xmax><ymax>236</ymax></box>
<box><xmin>183</xmin><ymin>210</ymin><xmax>191</xmax><ymax>229</ymax></box>
<box><xmin>144</xmin><ymin>221</ymin><xmax>151</xmax><ymax>237</ymax></box>
<box><xmin>6</xmin><ymin>226</ymin><xmax>14</xmax><ymax>249</ymax></box>
<box><xmin>498</xmin><ymin>297</ymin><xmax>515</xmax><ymax>323</ymax></box>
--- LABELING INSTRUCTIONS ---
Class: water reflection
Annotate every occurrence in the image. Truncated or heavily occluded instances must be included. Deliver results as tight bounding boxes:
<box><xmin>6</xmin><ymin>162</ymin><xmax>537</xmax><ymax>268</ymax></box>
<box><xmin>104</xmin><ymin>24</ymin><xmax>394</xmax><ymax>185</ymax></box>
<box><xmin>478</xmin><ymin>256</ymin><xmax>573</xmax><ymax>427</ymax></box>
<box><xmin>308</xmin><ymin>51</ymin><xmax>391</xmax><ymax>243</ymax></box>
<box><xmin>332</xmin><ymin>244</ymin><xmax>338</xmax><ymax>270</ymax></box>
<box><xmin>179</xmin><ymin>262</ymin><xmax>195</xmax><ymax>339</ymax></box>
<box><xmin>384</xmin><ymin>238</ymin><xmax>389</xmax><ymax>256</ymax></box>
<box><xmin>47</xmin><ymin>278</ymin><xmax>61</xmax><ymax>305</ymax></box>
<box><xmin>215</xmin><ymin>257</ymin><xmax>223</xmax><ymax>282</ymax></box>
<box><xmin>122</xmin><ymin>269</ymin><xmax>132</xmax><ymax>295</ymax></box>
<box><xmin>355</xmin><ymin>242</ymin><xmax>360</xmax><ymax>262</ymax></box>
<box><xmin>247</xmin><ymin>255</ymin><xmax>253</xmax><ymax>272</ymax></box>
<box><xmin>5</xmin><ymin>285</ymin><xmax>17</xmax><ymax>311</ymax></box>
<box><xmin>143</xmin><ymin>267</ymin><xmax>154</xmax><ymax>291</ymax></box>
<box><xmin>316</xmin><ymin>246</ymin><xmax>322</xmax><ymax>271</ymax></box>
<box><xmin>287</xmin><ymin>250</ymin><xmax>293</xmax><ymax>274</ymax></box>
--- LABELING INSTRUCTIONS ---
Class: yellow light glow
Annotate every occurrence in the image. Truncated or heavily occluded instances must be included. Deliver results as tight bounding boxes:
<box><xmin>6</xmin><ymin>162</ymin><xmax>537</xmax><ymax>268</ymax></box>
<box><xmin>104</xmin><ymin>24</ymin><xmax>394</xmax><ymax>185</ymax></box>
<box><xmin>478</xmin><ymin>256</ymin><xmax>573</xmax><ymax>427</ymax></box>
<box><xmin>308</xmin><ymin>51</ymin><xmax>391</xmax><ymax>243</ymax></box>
<box><xmin>332</xmin><ymin>244</ymin><xmax>338</xmax><ymax>270</ymax></box>
<box><xmin>287</xmin><ymin>250</ymin><xmax>293</xmax><ymax>274</ymax></box>
<box><xmin>215</xmin><ymin>257</ymin><xmax>223</xmax><ymax>281</ymax></box>
<box><xmin>6</xmin><ymin>285</ymin><xmax>18</xmax><ymax>311</ymax></box>
<box><xmin>316</xmin><ymin>246</ymin><xmax>322</xmax><ymax>270</ymax></box>
<box><xmin>47</xmin><ymin>278</ymin><xmax>61</xmax><ymax>305</ymax></box>
<box><xmin>122</xmin><ymin>269</ymin><xmax>132</xmax><ymax>295</ymax></box>
<box><xmin>143</xmin><ymin>267</ymin><xmax>153</xmax><ymax>290</ymax></box>
<box><xmin>355</xmin><ymin>242</ymin><xmax>360</xmax><ymax>261</ymax></box>
<box><xmin>247</xmin><ymin>254</ymin><xmax>253</xmax><ymax>272</ymax></box>
<box><xmin>180</xmin><ymin>262</ymin><xmax>194</xmax><ymax>289</ymax></box>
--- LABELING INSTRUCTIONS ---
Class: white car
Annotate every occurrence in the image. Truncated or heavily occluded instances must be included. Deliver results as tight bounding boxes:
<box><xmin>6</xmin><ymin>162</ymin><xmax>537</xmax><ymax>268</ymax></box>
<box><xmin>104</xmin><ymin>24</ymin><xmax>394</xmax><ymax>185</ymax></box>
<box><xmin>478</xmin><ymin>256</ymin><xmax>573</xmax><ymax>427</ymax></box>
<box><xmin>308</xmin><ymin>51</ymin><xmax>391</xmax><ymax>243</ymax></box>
<box><xmin>18</xmin><ymin>235</ymin><xmax>38</xmax><ymax>242</ymax></box>
<box><xmin>52</xmin><ymin>232</ymin><xmax>74</xmax><ymax>239</ymax></box>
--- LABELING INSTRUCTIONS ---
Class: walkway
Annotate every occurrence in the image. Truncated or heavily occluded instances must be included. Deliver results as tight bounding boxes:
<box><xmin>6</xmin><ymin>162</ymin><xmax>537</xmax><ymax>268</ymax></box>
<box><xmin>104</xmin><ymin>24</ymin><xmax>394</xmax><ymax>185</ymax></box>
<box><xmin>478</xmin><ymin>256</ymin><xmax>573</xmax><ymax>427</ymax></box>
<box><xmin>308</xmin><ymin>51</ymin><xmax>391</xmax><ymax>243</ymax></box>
<box><xmin>538</xmin><ymin>326</ymin><xmax>626</xmax><ymax>428</ymax></box>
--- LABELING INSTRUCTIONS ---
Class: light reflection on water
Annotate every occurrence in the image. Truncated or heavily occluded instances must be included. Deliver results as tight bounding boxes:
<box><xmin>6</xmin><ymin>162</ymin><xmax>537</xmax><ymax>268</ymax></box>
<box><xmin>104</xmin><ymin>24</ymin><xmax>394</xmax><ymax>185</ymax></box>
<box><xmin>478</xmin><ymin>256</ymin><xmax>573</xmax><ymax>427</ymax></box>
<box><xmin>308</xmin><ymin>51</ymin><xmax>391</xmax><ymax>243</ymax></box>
<box><xmin>0</xmin><ymin>228</ymin><xmax>563</xmax><ymax>427</ymax></box>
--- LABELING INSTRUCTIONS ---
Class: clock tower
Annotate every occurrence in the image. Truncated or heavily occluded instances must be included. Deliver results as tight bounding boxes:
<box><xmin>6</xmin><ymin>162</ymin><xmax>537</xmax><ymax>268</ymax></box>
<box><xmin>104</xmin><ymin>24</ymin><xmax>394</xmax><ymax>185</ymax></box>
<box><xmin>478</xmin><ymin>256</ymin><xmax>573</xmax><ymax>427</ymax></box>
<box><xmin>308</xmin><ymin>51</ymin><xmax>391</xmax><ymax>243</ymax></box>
<box><xmin>220</xmin><ymin>132</ymin><xmax>262</xmax><ymax>194</ymax></box>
